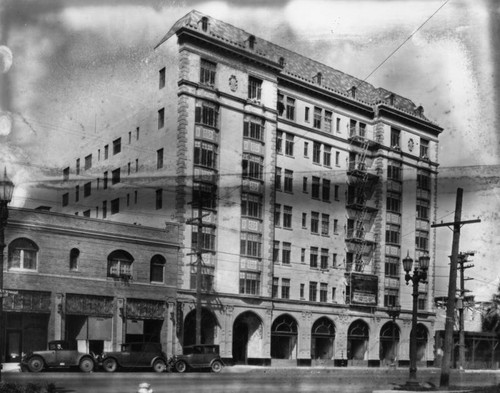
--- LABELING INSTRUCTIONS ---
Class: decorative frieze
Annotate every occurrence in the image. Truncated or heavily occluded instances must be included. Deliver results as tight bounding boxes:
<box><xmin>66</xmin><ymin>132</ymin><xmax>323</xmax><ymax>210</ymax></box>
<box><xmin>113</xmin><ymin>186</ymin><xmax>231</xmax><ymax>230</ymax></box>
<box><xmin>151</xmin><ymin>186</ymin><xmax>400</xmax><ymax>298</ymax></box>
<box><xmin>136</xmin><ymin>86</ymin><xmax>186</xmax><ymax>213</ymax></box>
<box><xmin>126</xmin><ymin>298</ymin><xmax>165</xmax><ymax>320</ymax></box>
<box><xmin>66</xmin><ymin>294</ymin><xmax>113</xmax><ymax>317</ymax></box>
<box><xmin>2</xmin><ymin>290</ymin><xmax>51</xmax><ymax>313</ymax></box>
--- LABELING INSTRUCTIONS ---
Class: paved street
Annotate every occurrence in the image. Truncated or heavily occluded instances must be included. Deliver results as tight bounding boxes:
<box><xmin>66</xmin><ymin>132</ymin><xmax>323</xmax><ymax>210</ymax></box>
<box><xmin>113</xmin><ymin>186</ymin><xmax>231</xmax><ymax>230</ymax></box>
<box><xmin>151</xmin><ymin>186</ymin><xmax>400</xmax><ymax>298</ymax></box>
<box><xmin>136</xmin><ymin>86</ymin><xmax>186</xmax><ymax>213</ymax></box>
<box><xmin>2</xmin><ymin>367</ymin><xmax>500</xmax><ymax>393</ymax></box>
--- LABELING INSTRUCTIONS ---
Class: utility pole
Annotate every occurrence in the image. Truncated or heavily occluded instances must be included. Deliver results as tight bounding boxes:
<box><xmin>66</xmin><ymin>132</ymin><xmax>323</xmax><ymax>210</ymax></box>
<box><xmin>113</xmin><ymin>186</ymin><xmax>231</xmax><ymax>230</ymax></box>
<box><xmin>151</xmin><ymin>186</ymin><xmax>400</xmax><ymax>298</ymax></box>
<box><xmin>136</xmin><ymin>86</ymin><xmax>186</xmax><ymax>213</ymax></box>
<box><xmin>432</xmin><ymin>188</ymin><xmax>480</xmax><ymax>388</ymax></box>
<box><xmin>457</xmin><ymin>251</ymin><xmax>474</xmax><ymax>370</ymax></box>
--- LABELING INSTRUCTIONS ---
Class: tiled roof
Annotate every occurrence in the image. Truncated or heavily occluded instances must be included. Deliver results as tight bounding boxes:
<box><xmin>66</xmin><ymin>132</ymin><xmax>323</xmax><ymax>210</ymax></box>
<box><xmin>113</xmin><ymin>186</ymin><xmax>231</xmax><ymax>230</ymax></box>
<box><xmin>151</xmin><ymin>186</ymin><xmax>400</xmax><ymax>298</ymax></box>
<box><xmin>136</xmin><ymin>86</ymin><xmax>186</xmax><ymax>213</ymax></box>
<box><xmin>158</xmin><ymin>10</ymin><xmax>435</xmax><ymax>124</ymax></box>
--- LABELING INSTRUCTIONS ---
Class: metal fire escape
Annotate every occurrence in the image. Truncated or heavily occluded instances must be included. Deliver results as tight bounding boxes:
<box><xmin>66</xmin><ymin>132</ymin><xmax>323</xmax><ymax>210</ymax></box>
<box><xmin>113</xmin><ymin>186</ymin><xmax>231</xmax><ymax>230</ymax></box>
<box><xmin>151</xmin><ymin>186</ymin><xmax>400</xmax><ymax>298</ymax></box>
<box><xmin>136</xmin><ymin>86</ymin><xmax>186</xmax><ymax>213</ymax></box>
<box><xmin>345</xmin><ymin>122</ymin><xmax>379</xmax><ymax>273</ymax></box>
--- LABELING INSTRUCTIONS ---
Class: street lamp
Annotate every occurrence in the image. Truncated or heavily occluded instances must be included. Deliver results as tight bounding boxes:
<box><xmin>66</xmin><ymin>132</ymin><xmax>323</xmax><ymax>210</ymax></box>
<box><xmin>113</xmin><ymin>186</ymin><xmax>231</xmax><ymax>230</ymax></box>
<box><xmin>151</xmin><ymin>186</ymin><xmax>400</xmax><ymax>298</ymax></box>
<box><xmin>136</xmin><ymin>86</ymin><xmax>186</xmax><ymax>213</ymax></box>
<box><xmin>386</xmin><ymin>304</ymin><xmax>401</xmax><ymax>366</ymax></box>
<box><xmin>402</xmin><ymin>250</ymin><xmax>429</xmax><ymax>388</ymax></box>
<box><xmin>0</xmin><ymin>168</ymin><xmax>15</xmax><ymax>381</ymax></box>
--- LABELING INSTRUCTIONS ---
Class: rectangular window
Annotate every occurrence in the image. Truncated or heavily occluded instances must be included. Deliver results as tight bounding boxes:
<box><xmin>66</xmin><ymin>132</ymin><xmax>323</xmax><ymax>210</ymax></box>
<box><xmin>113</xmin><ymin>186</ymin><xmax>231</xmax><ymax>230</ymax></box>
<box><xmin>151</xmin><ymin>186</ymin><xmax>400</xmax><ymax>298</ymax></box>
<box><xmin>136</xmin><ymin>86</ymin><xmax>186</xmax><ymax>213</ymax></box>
<box><xmin>194</xmin><ymin>141</ymin><xmax>217</xmax><ymax>169</ymax></box>
<box><xmin>242</xmin><ymin>154</ymin><xmax>263</xmax><ymax>180</ymax></box>
<box><xmin>322</xmin><ymin>179</ymin><xmax>330</xmax><ymax>202</ymax></box>
<box><xmin>384</xmin><ymin>289</ymin><xmax>399</xmax><ymax>307</ymax></box>
<box><xmin>302</xmin><ymin>177</ymin><xmax>308</xmax><ymax>193</ymax></box>
<box><xmin>334</xmin><ymin>185</ymin><xmax>340</xmax><ymax>200</ymax></box>
<box><xmin>282</xmin><ymin>242</ymin><xmax>291</xmax><ymax>264</ymax></box>
<box><xmin>158</xmin><ymin>108</ymin><xmax>165</xmax><ymax>129</ymax></box>
<box><xmin>387</xmin><ymin>191</ymin><xmax>401</xmax><ymax>213</ymax></box>
<box><xmin>286</xmin><ymin>97</ymin><xmax>295</xmax><ymax>120</ymax></box>
<box><xmin>385</xmin><ymin>256</ymin><xmax>400</xmax><ymax>277</ymax></box>
<box><xmin>112</xmin><ymin>168</ymin><xmax>121</xmax><ymax>185</ymax></box>
<box><xmin>335</xmin><ymin>151</ymin><xmax>340</xmax><ymax>166</ymax></box>
<box><xmin>159</xmin><ymin>67</ymin><xmax>166</xmax><ymax>89</ymax></box>
<box><xmin>418</xmin><ymin>293</ymin><xmax>427</xmax><ymax>310</ymax></box>
<box><xmin>309</xmin><ymin>281</ymin><xmax>317</xmax><ymax>302</ymax></box>
<box><xmin>336</xmin><ymin>118</ymin><xmax>341</xmax><ymax>133</ymax></box>
<box><xmin>320</xmin><ymin>248</ymin><xmax>329</xmax><ymax>269</ymax></box>
<box><xmin>111</xmin><ymin>198</ymin><xmax>119</xmax><ymax>214</ymax></box>
<box><xmin>242</xmin><ymin>193</ymin><xmax>263</xmax><ymax>218</ymax></box>
<box><xmin>321</xmin><ymin>214</ymin><xmax>330</xmax><ymax>236</ymax></box>
<box><xmin>156</xmin><ymin>189</ymin><xmax>163</xmax><ymax>210</ymax></box>
<box><xmin>195</xmin><ymin>101</ymin><xmax>219</xmax><ymax>128</ymax></box>
<box><xmin>305</xmin><ymin>107</ymin><xmax>310</xmax><ymax>122</ymax></box>
<box><xmin>113</xmin><ymin>138</ymin><xmax>121</xmax><ymax>155</ymax></box>
<box><xmin>274</xmin><ymin>204</ymin><xmax>281</xmax><ymax>227</ymax></box>
<box><xmin>103</xmin><ymin>171</ymin><xmax>108</xmax><ymax>189</ymax></box>
<box><xmin>304</xmin><ymin>141</ymin><xmax>309</xmax><ymax>157</ymax></box>
<box><xmin>324</xmin><ymin>111</ymin><xmax>332</xmax><ymax>133</ymax></box>
<box><xmin>239</xmin><ymin>271</ymin><xmax>260</xmax><ymax>295</ymax></box>
<box><xmin>416</xmin><ymin>230</ymin><xmax>429</xmax><ymax>251</ymax></box>
<box><xmin>273</xmin><ymin>277</ymin><xmax>279</xmax><ymax>297</ymax></box>
<box><xmin>301</xmin><ymin>249</ymin><xmax>306</xmax><ymax>263</ymax></box>
<box><xmin>300</xmin><ymin>283</ymin><xmax>305</xmax><ymax>299</ymax></box>
<box><xmin>332</xmin><ymin>253</ymin><xmax>337</xmax><ymax>267</ymax></box>
<box><xmin>273</xmin><ymin>241</ymin><xmax>280</xmax><ymax>263</ymax></box>
<box><xmin>276</xmin><ymin>131</ymin><xmax>283</xmax><ymax>154</ymax></box>
<box><xmin>84</xmin><ymin>154</ymin><xmax>92</xmax><ymax>170</ymax></box>
<box><xmin>275</xmin><ymin>167</ymin><xmax>282</xmax><ymax>190</ymax></box>
<box><xmin>320</xmin><ymin>283</ymin><xmax>328</xmax><ymax>302</ymax></box>
<box><xmin>75</xmin><ymin>185</ymin><xmax>79</xmax><ymax>202</ymax></box>
<box><xmin>311</xmin><ymin>212</ymin><xmax>319</xmax><ymax>234</ymax></box>
<box><xmin>284</xmin><ymin>170</ymin><xmax>293</xmax><ymax>193</ymax></box>
<box><xmin>240</xmin><ymin>232</ymin><xmax>262</xmax><ymax>258</ymax></box>
<box><xmin>313</xmin><ymin>142</ymin><xmax>321</xmax><ymax>164</ymax></box>
<box><xmin>312</xmin><ymin>176</ymin><xmax>320</xmax><ymax>199</ymax></box>
<box><xmin>136</xmin><ymin>127</ymin><xmax>140</xmax><ymax>140</ymax></box>
<box><xmin>84</xmin><ymin>182</ymin><xmax>91</xmax><ymax>197</ymax></box>
<box><xmin>62</xmin><ymin>193</ymin><xmax>69</xmax><ymax>206</ymax></box>
<box><xmin>417</xmin><ymin>170</ymin><xmax>431</xmax><ymax>191</ymax></box>
<box><xmin>323</xmin><ymin>145</ymin><xmax>331</xmax><ymax>167</ymax></box>
<box><xmin>63</xmin><ymin>167</ymin><xmax>70</xmax><ymax>181</ymax></box>
<box><xmin>390</xmin><ymin>128</ymin><xmax>400</xmax><ymax>148</ymax></box>
<box><xmin>420</xmin><ymin>138</ymin><xmax>429</xmax><ymax>158</ymax></box>
<box><xmin>285</xmin><ymin>133</ymin><xmax>294</xmax><ymax>156</ymax></box>
<box><xmin>200</xmin><ymin>59</ymin><xmax>216</xmax><ymax>86</ymax></box>
<box><xmin>189</xmin><ymin>266</ymin><xmax>214</xmax><ymax>292</ymax></box>
<box><xmin>333</xmin><ymin>219</ymin><xmax>339</xmax><ymax>234</ymax></box>
<box><xmin>248</xmin><ymin>76</ymin><xmax>262</xmax><ymax>101</ymax></box>
<box><xmin>283</xmin><ymin>206</ymin><xmax>292</xmax><ymax>229</ymax></box>
<box><xmin>310</xmin><ymin>247</ymin><xmax>318</xmax><ymax>268</ymax></box>
<box><xmin>388</xmin><ymin>161</ymin><xmax>402</xmax><ymax>181</ymax></box>
<box><xmin>302</xmin><ymin>213</ymin><xmax>307</xmax><ymax>228</ymax></box>
<box><xmin>385</xmin><ymin>223</ymin><xmax>401</xmax><ymax>245</ymax></box>
<box><xmin>417</xmin><ymin>199</ymin><xmax>430</xmax><ymax>220</ymax></box>
<box><xmin>192</xmin><ymin>226</ymin><xmax>216</xmax><ymax>251</ymax></box>
<box><xmin>313</xmin><ymin>107</ymin><xmax>322</xmax><ymax>129</ymax></box>
<box><xmin>244</xmin><ymin>120</ymin><xmax>264</xmax><ymax>141</ymax></box>
<box><xmin>332</xmin><ymin>287</ymin><xmax>337</xmax><ymax>302</ymax></box>
<box><xmin>157</xmin><ymin>148</ymin><xmax>164</xmax><ymax>169</ymax></box>
<box><xmin>281</xmin><ymin>278</ymin><xmax>290</xmax><ymax>299</ymax></box>
<box><xmin>104</xmin><ymin>145</ymin><xmax>109</xmax><ymax>159</ymax></box>
<box><xmin>76</xmin><ymin>158</ymin><xmax>80</xmax><ymax>175</ymax></box>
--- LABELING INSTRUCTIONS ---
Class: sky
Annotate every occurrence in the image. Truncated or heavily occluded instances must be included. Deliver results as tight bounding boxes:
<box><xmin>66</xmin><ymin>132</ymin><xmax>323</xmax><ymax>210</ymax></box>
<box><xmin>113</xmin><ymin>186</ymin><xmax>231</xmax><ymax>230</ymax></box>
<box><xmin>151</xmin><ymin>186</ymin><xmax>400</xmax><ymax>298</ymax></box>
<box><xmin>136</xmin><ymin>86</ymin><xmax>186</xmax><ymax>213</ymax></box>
<box><xmin>0</xmin><ymin>0</ymin><xmax>499</xmax><ymax>301</ymax></box>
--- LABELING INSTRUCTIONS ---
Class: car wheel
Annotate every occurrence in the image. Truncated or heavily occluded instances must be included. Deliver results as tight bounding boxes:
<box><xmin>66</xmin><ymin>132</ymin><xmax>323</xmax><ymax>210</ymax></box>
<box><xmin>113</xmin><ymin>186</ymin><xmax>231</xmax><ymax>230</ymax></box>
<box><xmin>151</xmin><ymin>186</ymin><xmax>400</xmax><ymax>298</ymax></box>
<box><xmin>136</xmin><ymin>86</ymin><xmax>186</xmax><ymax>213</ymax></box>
<box><xmin>175</xmin><ymin>360</ymin><xmax>187</xmax><ymax>373</ymax></box>
<box><xmin>102</xmin><ymin>358</ymin><xmax>118</xmax><ymax>373</ymax></box>
<box><xmin>28</xmin><ymin>356</ymin><xmax>44</xmax><ymax>373</ymax></box>
<box><xmin>79</xmin><ymin>357</ymin><xmax>94</xmax><ymax>373</ymax></box>
<box><xmin>211</xmin><ymin>360</ymin><xmax>223</xmax><ymax>373</ymax></box>
<box><xmin>153</xmin><ymin>359</ymin><xmax>167</xmax><ymax>373</ymax></box>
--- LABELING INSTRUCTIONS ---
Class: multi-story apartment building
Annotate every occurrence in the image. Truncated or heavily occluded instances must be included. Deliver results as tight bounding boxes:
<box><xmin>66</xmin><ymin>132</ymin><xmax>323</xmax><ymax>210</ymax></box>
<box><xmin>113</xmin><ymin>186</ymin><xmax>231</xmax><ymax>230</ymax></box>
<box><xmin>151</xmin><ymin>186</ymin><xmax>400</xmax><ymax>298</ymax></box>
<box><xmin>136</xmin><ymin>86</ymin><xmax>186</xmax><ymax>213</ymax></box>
<box><xmin>53</xmin><ymin>11</ymin><xmax>442</xmax><ymax>366</ymax></box>
<box><xmin>2</xmin><ymin>208</ymin><xmax>179</xmax><ymax>362</ymax></box>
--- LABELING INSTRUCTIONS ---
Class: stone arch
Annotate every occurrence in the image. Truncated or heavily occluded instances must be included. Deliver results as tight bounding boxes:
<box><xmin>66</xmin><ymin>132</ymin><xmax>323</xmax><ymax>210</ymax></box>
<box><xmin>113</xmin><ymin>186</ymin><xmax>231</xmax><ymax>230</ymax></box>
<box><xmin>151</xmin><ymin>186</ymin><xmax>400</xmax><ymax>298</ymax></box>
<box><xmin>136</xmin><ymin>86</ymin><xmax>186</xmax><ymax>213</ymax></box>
<box><xmin>271</xmin><ymin>314</ymin><xmax>298</xmax><ymax>360</ymax></box>
<box><xmin>347</xmin><ymin>319</ymin><xmax>369</xmax><ymax>362</ymax></box>
<box><xmin>232</xmin><ymin>311</ymin><xmax>264</xmax><ymax>364</ymax></box>
<box><xmin>413</xmin><ymin>323</ymin><xmax>429</xmax><ymax>361</ymax></box>
<box><xmin>182</xmin><ymin>307</ymin><xmax>218</xmax><ymax>346</ymax></box>
<box><xmin>311</xmin><ymin>317</ymin><xmax>335</xmax><ymax>361</ymax></box>
<box><xmin>379</xmin><ymin>321</ymin><xmax>400</xmax><ymax>365</ymax></box>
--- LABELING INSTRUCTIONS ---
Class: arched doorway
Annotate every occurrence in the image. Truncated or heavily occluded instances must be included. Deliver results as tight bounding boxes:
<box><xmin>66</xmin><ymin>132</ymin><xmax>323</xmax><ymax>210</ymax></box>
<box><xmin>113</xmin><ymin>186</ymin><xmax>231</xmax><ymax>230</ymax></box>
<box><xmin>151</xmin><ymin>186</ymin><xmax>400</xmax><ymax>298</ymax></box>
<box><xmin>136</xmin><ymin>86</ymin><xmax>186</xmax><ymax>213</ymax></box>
<box><xmin>271</xmin><ymin>314</ymin><xmax>298</xmax><ymax>361</ymax></box>
<box><xmin>183</xmin><ymin>308</ymin><xmax>218</xmax><ymax>346</ymax></box>
<box><xmin>311</xmin><ymin>317</ymin><xmax>335</xmax><ymax>363</ymax></box>
<box><xmin>347</xmin><ymin>319</ymin><xmax>369</xmax><ymax>365</ymax></box>
<box><xmin>232</xmin><ymin>311</ymin><xmax>263</xmax><ymax>364</ymax></box>
<box><xmin>379</xmin><ymin>321</ymin><xmax>400</xmax><ymax>366</ymax></box>
<box><xmin>415</xmin><ymin>324</ymin><xmax>428</xmax><ymax>363</ymax></box>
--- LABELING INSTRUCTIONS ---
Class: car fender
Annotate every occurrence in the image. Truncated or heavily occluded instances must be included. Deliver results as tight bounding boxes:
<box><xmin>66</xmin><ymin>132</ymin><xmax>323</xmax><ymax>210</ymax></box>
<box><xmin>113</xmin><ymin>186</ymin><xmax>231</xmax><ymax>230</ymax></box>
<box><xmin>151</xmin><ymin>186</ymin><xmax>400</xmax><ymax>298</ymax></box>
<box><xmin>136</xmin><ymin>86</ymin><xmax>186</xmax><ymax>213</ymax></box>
<box><xmin>209</xmin><ymin>358</ymin><xmax>224</xmax><ymax>367</ymax></box>
<box><xmin>102</xmin><ymin>355</ymin><xmax>120</xmax><ymax>366</ymax></box>
<box><xmin>78</xmin><ymin>354</ymin><xmax>95</xmax><ymax>366</ymax></box>
<box><xmin>149</xmin><ymin>356</ymin><xmax>167</xmax><ymax>367</ymax></box>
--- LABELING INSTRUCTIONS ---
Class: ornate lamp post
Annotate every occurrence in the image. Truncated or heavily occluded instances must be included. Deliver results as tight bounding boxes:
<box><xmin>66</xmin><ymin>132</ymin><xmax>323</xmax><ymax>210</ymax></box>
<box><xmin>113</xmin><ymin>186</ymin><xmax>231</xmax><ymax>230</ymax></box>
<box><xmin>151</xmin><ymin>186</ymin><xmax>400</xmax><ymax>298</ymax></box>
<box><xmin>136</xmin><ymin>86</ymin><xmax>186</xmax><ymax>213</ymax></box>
<box><xmin>0</xmin><ymin>168</ymin><xmax>15</xmax><ymax>381</ymax></box>
<box><xmin>386</xmin><ymin>304</ymin><xmax>401</xmax><ymax>365</ymax></box>
<box><xmin>402</xmin><ymin>251</ymin><xmax>429</xmax><ymax>388</ymax></box>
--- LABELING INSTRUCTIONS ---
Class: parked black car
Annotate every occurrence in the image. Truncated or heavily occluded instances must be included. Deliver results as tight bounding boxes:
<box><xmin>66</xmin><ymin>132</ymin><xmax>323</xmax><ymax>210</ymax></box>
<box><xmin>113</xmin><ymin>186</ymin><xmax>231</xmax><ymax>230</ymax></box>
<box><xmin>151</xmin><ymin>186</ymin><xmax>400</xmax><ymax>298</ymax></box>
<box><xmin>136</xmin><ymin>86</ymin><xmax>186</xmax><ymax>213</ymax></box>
<box><xmin>21</xmin><ymin>340</ymin><xmax>96</xmax><ymax>373</ymax></box>
<box><xmin>168</xmin><ymin>344</ymin><xmax>224</xmax><ymax>373</ymax></box>
<box><xmin>100</xmin><ymin>342</ymin><xmax>168</xmax><ymax>372</ymax></box>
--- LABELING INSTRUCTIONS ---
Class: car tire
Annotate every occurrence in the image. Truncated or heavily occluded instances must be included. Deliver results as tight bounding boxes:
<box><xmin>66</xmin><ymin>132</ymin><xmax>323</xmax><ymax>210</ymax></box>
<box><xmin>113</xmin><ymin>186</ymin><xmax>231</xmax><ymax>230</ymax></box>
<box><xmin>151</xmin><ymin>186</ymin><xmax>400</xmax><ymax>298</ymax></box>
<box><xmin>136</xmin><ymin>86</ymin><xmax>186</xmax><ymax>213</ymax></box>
<box><xmin>28</xmin><ymin>356</ymin><xmax>44</xmax><ymax>373</ymax></box>
<box><xmin>79</xmin><ymin>357</ymin><xmax>94</xmax><ymax>373</ymax></box>
<box><xmin>211</xmin><ymin>360</ymin><xmax>223</xmax><ymax>373</ymax></box>
<box><xmin>153</xmin><ymin>359</ymin><xmax>167</xmax><ymax>373</ymax></box>
<box><xmin>102</xmin><ymin>358</ymin><xmax>118</xmax><ymax>373</ymax></box>
<box><xmin>175</xmin><ymin>360</ymin><xmax>187</xmax><ymax>373</ymax></box>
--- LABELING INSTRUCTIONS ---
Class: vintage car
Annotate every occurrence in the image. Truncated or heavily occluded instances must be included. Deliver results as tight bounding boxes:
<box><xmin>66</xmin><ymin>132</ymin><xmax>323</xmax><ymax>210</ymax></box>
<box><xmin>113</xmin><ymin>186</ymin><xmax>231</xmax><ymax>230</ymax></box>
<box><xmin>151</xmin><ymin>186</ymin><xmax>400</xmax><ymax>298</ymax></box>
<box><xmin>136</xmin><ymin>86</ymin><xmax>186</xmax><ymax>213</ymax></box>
<box><xmin>100</xmin><ymin>342</ymin><xmax>168</xmax><ymax>372</ymax></box>
<box><xmin>168</xmin><ymin>344</ymin><xmax>224</xmax><ymax>373</ymax></box>
<box><xmin>21</xmin><ymin>340</ymin><xmax>96</xmax><ymax>372</ymax></box>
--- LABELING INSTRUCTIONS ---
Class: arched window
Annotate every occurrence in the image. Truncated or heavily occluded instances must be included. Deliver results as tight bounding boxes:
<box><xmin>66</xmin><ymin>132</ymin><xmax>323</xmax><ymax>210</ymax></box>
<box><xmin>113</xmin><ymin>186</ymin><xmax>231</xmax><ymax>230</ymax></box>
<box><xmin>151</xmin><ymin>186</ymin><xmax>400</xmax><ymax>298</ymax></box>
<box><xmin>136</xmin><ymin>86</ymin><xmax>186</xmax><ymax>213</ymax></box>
<box><xmin>69</xmin><ymin>248</ymin><xmax>80</xmax><ymax>271</ymax></box>
<box><xmin>201</xmin><ymin>17</ymin><xmax>208</xmax><ymax>32</ymax></box>
<box><xmin>8</xmin><ymin>238</ymin><xmax>39</xmax><ymax>270</ymax></box>
<box><xmin>107</xmin><ymin>250</ymin><xmax>134</xmax><ymax>279</ymax></box>
<box><xmin>150</xmin><ymin>255</ymin><xmax>166</xmax><ymax>283</ymax></box>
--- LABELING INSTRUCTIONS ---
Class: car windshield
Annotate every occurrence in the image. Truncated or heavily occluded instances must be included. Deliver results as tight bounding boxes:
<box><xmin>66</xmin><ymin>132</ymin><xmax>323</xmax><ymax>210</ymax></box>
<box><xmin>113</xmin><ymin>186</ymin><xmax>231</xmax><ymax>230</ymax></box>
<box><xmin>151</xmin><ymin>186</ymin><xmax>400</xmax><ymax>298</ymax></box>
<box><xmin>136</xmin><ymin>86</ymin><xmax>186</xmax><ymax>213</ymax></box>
<box><xmin>49</xmin><ymin>342</ymin><xmax>67</xmax><ymax>350</ymax></box>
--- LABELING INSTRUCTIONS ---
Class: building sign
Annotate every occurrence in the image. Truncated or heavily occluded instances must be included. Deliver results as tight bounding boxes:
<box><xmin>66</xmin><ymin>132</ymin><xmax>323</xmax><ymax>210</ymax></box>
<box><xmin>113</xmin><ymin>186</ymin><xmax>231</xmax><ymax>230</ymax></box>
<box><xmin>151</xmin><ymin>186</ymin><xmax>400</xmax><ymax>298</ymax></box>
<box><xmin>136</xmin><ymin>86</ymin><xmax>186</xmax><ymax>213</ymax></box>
<box><xmin>126</xmin><ymin>298</ymin><xmax>165</xmax><ymax>320</ymax></box>
<box><xmin>350</xmin><ymin>273</ymin><xmax>378</xmax><ymax>306</ymax></box>
<box><xmin>66</xmin><ymin>294</ymin><xmax>113</xmax><ymax>317</ymax></box>
<box><xmin>2</xmin><ymin>290</ymin><xmax>51</xmax><ymax>313</ymax></box>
